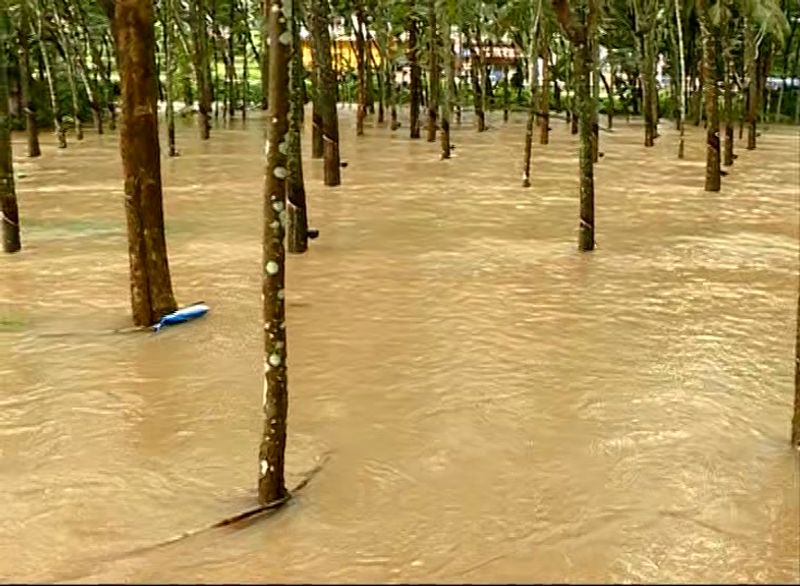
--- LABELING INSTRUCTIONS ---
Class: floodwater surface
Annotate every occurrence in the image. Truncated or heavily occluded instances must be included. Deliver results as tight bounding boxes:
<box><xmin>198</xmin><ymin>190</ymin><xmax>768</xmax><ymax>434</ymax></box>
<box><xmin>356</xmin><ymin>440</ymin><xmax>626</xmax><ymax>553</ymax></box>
<box><xmin>1</xmin><ymin>109</ymin><xmax>799</xmax><ymax>584</ymax></box>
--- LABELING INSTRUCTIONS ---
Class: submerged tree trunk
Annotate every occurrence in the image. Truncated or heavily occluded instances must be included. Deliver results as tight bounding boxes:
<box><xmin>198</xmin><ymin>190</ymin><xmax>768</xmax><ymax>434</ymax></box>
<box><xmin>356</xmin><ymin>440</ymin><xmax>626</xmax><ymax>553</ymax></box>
<box><xmin>308</xmin><ymin>0</ymin><xmax>341</xmax><ymax>186</ymax></box>
<box><xmin>723</xmin><ymin>42</ymin><xmax>734</xmax><ymax>167</ymax></box>
<box><xmin>503</xmin><ymin>65</ymin><xmax>510</xmax><ymax>122</ymax></box>
<box><xmin>190</xmin><ymin>0</ymin><xmax>212</xmax><ymax>139</ymax></box>
<box><xmin>440</xmin><ymin>5</ymin><xmax>453</xmax><ymax>160</ymax></box>
<box><xmin>287</xmin><ymin>2</ymin><xmax>307</xmax><ymax>254</ymax></box>
<box><xmin>39</xmin><ymin>36</ymin><xmax>66</xmax><ymax>148</ymax></box>
<box><xmin>675</xmin><ymin>0</ymin><xmax>686</xmax><ymax>159</ymax></box>
<box><xmin>540</xmin><ymin>41</ymin><xmax>550</xmax><ymax>145</ymax></box>
<box><xmin>17</xmin><ymin>3</ymin><xmax>40</xmax><ymax>158</ymax></box>
<box><xmin>466</xmin><ymin>29</ymin><xmax>485</xmax><ymax>132</ymax></box>
<box><xmin>1</xmin><ymin>10</ymin><xmax>21</xmax><ymax>253</ymax></box>
<box><xmin>643</xmin><ymin>30</ymin><xmax>657</xmax><ymax>147</ymax></box>
<box><xmin>552</xmin><ymin>0</ymin><xmax>595</xmax><ymax>251</ymax></box>
<box><xmin>311</xmin><ymin>51</ymin><xmax>323</xmax><ymax>155</ymax></box>
<box><xmin>108</xmin><ymin>0</ymin><xmax>178</xmax><ymax>326</ymax></box>
<box><xmin>427</xmin><ymin>0</ymin><xmax>439</xmax><ymax>143</ymax></box>
<box><xmin>793</xmin><ymin>275</ymin><xmax>800</xmax><ymax>448</ymax></box>
<box><xmin>354</xmin><ymin>6</ymin><xmax>368</xmax><ymax>136</ymax></box>
<box><xmin>522</xmin><ymin>0</ymin><xmax>542</xmax><ymax>188</ymax></box>
<box><xmin>259</xmin><ymin>0</ymin><xmax>291</xmax><ymax>507</ymax></box>
<box><xmin>408</xmin><ymin>3</ymin><xmax>421</xmax><ymax>139</ymax></box>
<box><xmin>699</xmin><ymin>10</ymin><xmax>720</xmax><ymax>192</ymax></box>
<box><xmin>576</xmin><ymin>39</ymin><xmax>595</xmax><ymax>251</ymax></box>
<box><xmin>162</xmin><ymin>0</ymin><xmax>177</xmax><ymax>156</ymax></box>
<box><xmin>745</xmin><ymin>22</ymin><xmax>758</xmax><ymax>150</ymax></box>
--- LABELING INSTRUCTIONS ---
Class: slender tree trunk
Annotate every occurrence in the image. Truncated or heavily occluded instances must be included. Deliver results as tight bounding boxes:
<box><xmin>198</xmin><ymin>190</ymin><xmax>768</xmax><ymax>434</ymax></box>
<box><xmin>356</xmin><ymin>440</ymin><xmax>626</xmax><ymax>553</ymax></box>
<box><xmin>466</xmin><ymin>29</ymin><xmax>485</xmax><ymax>132</ymax></box>
<box><xmin>309</xmin><ymin>0</ymin><xmax>341</xmax><ymax>186</ymax></box>
<box><xmin>259</xmin><ymin>0</ymin><xmax>291</xmax><ymax>507</ymax></box>
<box><xmin>427</xmin><ymin>0</ymin><xmax>439</xmax><ymax>142</ymax></box>
<box><xmin>675</xmin><ymin>0</ymin><xmax>686</xmax><ymax>159</ymax></box>
<box><xmin>724</xmin><ymin>43</ymin><xmax>734</xmax><ymax>167</ymax></box>
<box><xmin>552</xmin><ymin>0</ymin><xmax>595</xmax><ymax>251</ymax></box>
<box><xmin>287</xmin><ymin>4</ymin><xmax>307</xmax><ymax>254</ymax></box>
<box><xmin>162</xmin><ymin>0</ymin><xmax>177</xmax><ymax>156</ymax></box>
<box><xmin>103</xmin><ymin>36</ymin><xmax>117</xmax><ymax>130</ymax></box>
<box><xmin>746</xmin><ymin>21</ymin><xmax>758</xmax><ymax>150</ymax></box>
<box><xmin>600</xmin><ymin>70</ymin><xmax>614</xmax><ymax>129</ymax></box>
<box><xmin>260</xmin><ymin>0</ymin><xmax>269</xmax><ymax>110</ymax></box>
<box><xmin>591</xmin><ymin>34</ymin><xmax>599</xmax><ymax>162</ymax></box>
<box><xmin>540</xmin><ymin>41</ymin><xmax>550</xmax><ymax>145</ymax></box>
<box><xmin>522</xmin><ymin>0</ymin><xmax>542</xmax><ymax>188</ymax></box>
<box><xmin>388</xmin><ymin>37</ymin><xmax>399</xmax><ymax>130</ymax></box>
<box><xmin>242</xmin><ymin>0</ymin><xmax>249</xmax><ymax>121</ymax></box>
<box><xmin>793</xmin><ymin>274</ymin><xmax>800</xmax><ymax>448</ymax></box>
<box><xmin>1</xmin><ymin>9</ymin><xmax>21</xmax><ymax>253</ymax></box>
<box><xmin>643</xmin><ymin>30</ymin><xmax>657</xmax><ymax>147</ymax></box>
<box><xmin>354</xmin><ymin>7</ymin><xmax>367</xmax><ymax>136</ymax></box>
<box><xmin>52</xmin><ymin>6</ymin><xmax>84</xmax><ymax>141</ymax></box>
<box><xmin>17</xmin><ymin>3</ymin><xmax>40</xmax><ymax>158</ymax></box>
<box><xmin>312</xmin><ymin>91</ymin><xmax>324</xmax><ymax>158</ymax></box>
<box><xmin>42</xmin><ymin>43</ymin><xmax>66</xmax><ymax>147</ymax></box>
<box><xmin>440</xmin><ymin>3</ymin><xmax>452</xmax><ymax>160</ymax></box>
<box><xmin>503</xmin><ymin>65</ymin><xmax>510</xmax><ymax>122</ymax></box>
<box><xmin>109</xmin><ymin>0</ymin><xmax>178</xmax><ymax>326</ymax></box>
<box><xmin>699</xmin><ymin>10</ymin><xmax>720</xmax><ymax>192</ymax></box>
<box><xmin>227</xmin><ymin>0</ymin><xmax>236</xmax><ymax>118</ymax></box>
<box><xmin>576</xmin><ymin>39</ymin><xmax>595</xmax><ymax>251</ymax></box>
<box><xmin>408</xmin><ymin>3</ymin><xmax>421</xmax><ymax>139</ymax></box>
<box><xmin>190</xmin><ymin>0</ymin><xmax>212</xmax><ymax>139</ymax></box>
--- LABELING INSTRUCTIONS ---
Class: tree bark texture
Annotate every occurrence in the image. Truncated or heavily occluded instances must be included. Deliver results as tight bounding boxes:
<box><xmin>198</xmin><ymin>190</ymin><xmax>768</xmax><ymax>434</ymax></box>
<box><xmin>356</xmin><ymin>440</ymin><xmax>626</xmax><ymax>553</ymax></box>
<box><xmin>259</xmin><ymin>0</ymin><xmax>291</xmax><ymax>507</ymax></box>
<box><xmin>111</xmin><ymin>0</ymin><xmax>178</xmax><ymax>326</ymax></box>
<box><xmin>700</xmin><ymin>11</ymin><xmax>720</xmax><ymax>192</ymax></box>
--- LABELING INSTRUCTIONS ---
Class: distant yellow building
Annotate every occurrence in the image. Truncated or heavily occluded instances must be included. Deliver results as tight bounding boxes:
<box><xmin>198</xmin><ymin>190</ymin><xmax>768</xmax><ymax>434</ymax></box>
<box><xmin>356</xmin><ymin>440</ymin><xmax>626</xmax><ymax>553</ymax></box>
<box><xmin>301</xmin><ymin>37</ymin><xmax>384</xmax><ymax>72</ymax></box>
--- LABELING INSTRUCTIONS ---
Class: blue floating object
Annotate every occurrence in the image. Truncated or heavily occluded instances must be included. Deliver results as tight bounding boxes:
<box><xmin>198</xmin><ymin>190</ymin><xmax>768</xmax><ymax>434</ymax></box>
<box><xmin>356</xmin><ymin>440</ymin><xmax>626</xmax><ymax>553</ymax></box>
<box><xmin>153</xmin><ymin>302</ymin><xmax>210</xmax><ymax>332</ymax></box>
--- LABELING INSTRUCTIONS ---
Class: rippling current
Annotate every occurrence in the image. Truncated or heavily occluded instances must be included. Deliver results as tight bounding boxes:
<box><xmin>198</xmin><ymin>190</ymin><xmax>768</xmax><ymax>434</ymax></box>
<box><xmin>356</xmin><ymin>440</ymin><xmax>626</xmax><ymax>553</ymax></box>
<box><xmin>1</xmin><ymin>109</ymin><xmax>798</xmax><ymax>583</ymax></box>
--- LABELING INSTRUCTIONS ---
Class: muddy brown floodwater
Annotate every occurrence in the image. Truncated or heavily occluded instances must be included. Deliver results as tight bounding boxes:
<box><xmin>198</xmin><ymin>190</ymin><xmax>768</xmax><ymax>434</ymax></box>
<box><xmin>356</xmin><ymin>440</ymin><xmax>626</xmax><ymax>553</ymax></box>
<box><xmin>0</xmin><ymin>109</ymin><xmax>798</xmax><ymax>584</ymax></box>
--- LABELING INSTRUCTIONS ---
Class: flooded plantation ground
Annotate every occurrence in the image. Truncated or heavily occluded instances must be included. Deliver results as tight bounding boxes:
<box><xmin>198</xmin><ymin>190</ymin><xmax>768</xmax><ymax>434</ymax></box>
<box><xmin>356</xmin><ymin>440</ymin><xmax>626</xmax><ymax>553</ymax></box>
<box><xmin>0</xmin><ymin>109</ymin><xmax>798</xmax><ymax>583</ymax></box>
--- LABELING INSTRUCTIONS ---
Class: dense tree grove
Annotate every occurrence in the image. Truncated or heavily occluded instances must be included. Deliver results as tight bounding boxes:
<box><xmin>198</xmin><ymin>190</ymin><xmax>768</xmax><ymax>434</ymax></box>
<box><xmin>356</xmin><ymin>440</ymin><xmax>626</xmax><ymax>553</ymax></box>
<box><xmin>1</xmin><ymin>0</ymin><xmax>798</xmax><ymax>502</ymax></box>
